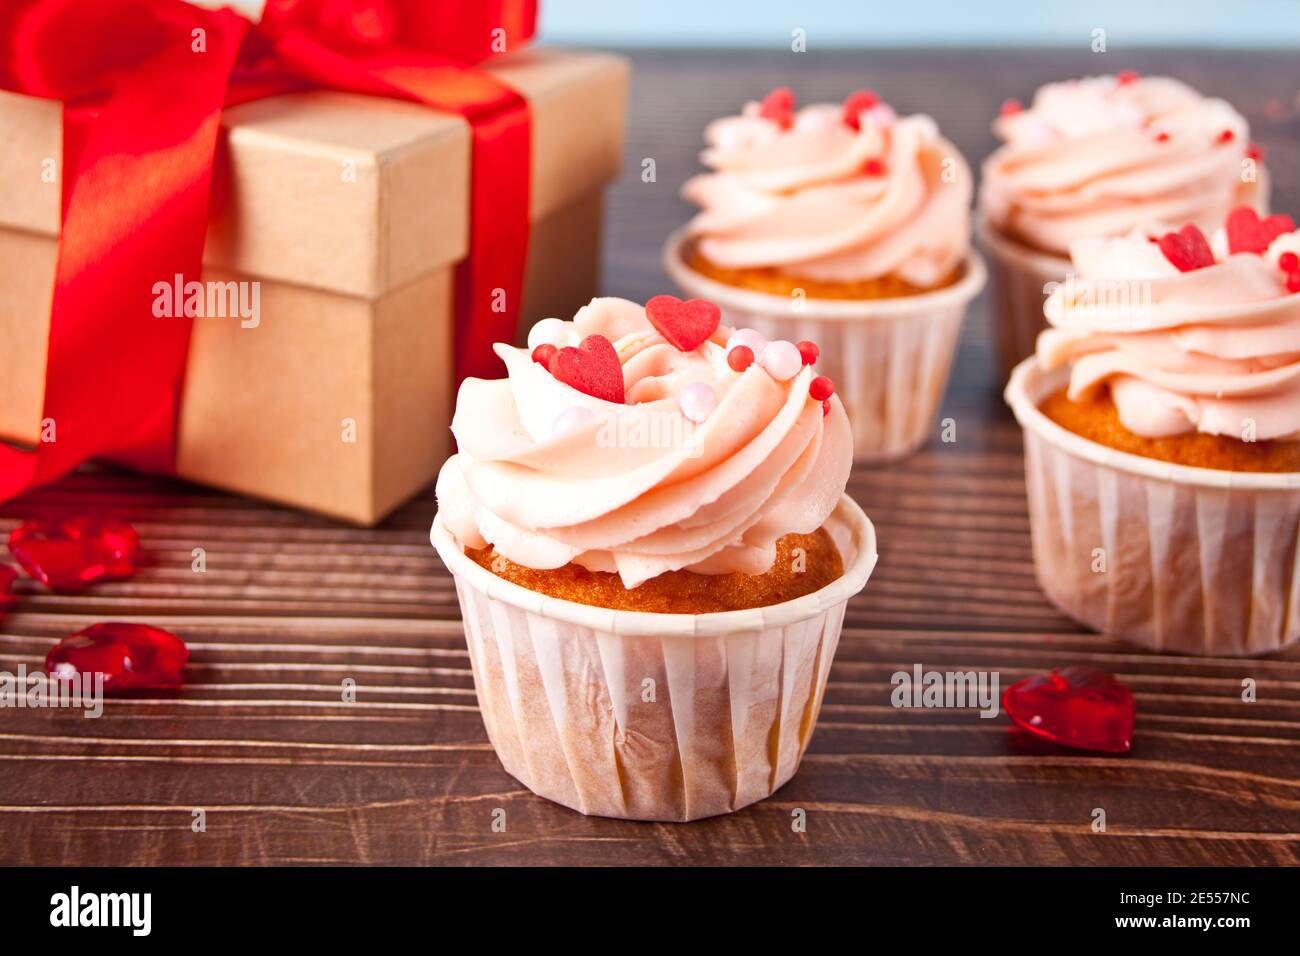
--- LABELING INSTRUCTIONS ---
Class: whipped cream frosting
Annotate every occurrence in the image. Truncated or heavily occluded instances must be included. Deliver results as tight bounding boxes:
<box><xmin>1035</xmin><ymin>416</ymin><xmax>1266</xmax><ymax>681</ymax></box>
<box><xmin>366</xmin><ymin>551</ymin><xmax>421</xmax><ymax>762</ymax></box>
<box><xmin>1038</xmin><ymin>224</ymin><xmax>1300</xmax><ymax>441</ymax></box>
<box><xmin>435</xmin><ymin>298</ymin><xmax>853</xmax><ymax>588</ymax></box>
<box><xmin>682</xmin><ymin>97</ymin><xmax>972</xmax><ymax>288</ymax></box>
<box><xmin>982</xmin><ymin>75</ymin><xmax>1265</xmax><ymax>256</ymax></box>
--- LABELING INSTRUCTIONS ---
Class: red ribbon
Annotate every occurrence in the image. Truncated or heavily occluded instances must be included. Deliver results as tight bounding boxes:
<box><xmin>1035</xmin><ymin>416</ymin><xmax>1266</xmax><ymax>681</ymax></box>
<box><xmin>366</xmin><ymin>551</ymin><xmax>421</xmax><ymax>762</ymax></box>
<box><xmin>0</xmin><ymin>0</ymin><xmax>535</xmax><ymax>498</ymax></box>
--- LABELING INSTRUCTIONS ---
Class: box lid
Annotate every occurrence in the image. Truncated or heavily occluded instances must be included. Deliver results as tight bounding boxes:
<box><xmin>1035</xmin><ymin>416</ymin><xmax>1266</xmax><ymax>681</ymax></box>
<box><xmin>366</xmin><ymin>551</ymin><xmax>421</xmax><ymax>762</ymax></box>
<box><xmin>0</xmin><ymin>47</ymin><xmax>628</xmax><ymax>299</ymax></box>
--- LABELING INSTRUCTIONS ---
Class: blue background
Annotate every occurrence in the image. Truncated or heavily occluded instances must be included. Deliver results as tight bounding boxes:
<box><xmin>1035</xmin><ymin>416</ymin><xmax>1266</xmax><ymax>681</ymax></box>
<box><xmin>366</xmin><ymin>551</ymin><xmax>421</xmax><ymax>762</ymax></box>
<box><xmin>539</xmin><ymin>0</ymin><xmax>1300</xmax><ymax>48</ymax></box>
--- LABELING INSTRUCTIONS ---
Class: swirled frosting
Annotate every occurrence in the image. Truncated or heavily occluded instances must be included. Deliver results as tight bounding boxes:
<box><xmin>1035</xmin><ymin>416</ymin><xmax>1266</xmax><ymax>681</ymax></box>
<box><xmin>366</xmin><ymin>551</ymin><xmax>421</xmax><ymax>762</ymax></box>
<box><xmin>682</xmin><ymin>97</ymin><xmax>972</xmax><ymax>288</ymax></box>
<box><xmin>435</xmin><ymin>297</ymin><xmax>853</xmax><ymax>588</ymax></box>
<box><xmin>1038</xmin><ymin>223</ymin><xmax>1300</xmax><ymax>441</ymax></box>
<box><xmin>981</xmin><ymin>75</ymin><xmax>1266</xmax><ymax>256</ymax></box>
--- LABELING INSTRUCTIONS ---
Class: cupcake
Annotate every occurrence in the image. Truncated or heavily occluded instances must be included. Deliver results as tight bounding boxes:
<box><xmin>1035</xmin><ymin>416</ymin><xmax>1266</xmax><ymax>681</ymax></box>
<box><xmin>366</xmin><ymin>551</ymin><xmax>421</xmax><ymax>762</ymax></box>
<box><xmin>981</xmin><ymin>72</ymin><xmax>1268</xmax><ymax>378</ymax></box>
<box><xmin>431</xmin><ymin>296</ymin><xmax>878</xmax><ymax>820</ymax></box>
<box><xmin>664</xmin><ymin>87</ymin><xmax>986</xmax><ymax>462</ymax></box>
<box><xmin>1005</xmin><ymin>207</ymin><xmax>1300</xmax><ymax>656</ymax></box>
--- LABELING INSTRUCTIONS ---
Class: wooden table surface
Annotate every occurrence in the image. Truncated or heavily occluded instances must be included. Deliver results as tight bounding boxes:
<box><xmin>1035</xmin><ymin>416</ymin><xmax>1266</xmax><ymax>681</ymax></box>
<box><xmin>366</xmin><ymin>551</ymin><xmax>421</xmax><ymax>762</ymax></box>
<box><xmin>2</xmin><ymin>48</ymin><xmax>1299</xmax><ymax>866</ymax></box>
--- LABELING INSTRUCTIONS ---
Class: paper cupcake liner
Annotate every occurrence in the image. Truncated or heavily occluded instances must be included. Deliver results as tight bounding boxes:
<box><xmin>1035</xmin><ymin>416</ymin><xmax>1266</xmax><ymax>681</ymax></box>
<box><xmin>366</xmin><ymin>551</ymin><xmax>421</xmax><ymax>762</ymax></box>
<box><xmin>1006</xmin><ymin>359</ymin><xmax>1300</xmax><ymax>657</ymax></box>
<box><xmin>664</xmin><ymin>230</ymin><xmax>986</xmax><ymax>463</ymax></box>
<box><xmin>977</xmin><ymin>218</ymin><xmax>1069</xmax><ymax>383</ymax></box>
<box><xmin>431</xmin><ymin>496</ymin><xmax>878</xmax><ymax>821</ymax></box>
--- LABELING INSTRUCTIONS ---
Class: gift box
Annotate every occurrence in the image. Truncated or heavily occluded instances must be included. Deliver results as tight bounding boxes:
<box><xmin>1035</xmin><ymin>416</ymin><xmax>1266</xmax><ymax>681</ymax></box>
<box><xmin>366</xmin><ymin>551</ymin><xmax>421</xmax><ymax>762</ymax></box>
<box><xmin>0</xmin><ymin>31</ymin><xmax>627</xmax><ymax>524</ymax></box>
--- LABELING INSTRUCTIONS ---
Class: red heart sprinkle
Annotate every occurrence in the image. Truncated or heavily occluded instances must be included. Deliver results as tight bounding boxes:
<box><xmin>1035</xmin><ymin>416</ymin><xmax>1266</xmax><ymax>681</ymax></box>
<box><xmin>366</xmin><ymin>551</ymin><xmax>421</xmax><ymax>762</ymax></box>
<box><xmin>1225</xmin><ymin>206</ymin><xmax>1296</xmax><ymax>255</ymax></box>
<box><xmin>842</xmin><ymin>89</ymin><xmax>880</xmax><ymax>130</ymax></box>
<box><xmin>0</xmin><ymin>565</ymin><xmax>17</xmax><ymax>614</ymax></box>
<box><xmin>8</xmin><ymin>517</ymin><xmax>141</xmax><ymax>593</ymax></box>
<box><xmin>548</xmin><ymin>335</ymin><xmax>625</xmax><ymax>404</ymax></box>
<box><xmin>645</xmin><ymin>295</ymin><xmax>721</xmax><ymax>352</ymax></box>
<box><xmin>1156</xmin><ymin>225</ymin><xmax>1215</xmax><ymax>272</ymax></box>
<box><xmin>46</xmin><ymin>622</ymin><xmax>188</xmax><ymax>692</ymax></box>
<box><xmin>758</xmin><ymin>87</ymin><xmax>795</xmax><ymax>128</ymax></box>
<box><xmin>1003</xmin><ymin>666</ymin><xmax>1135</xmax><ymax>754</ymax></box>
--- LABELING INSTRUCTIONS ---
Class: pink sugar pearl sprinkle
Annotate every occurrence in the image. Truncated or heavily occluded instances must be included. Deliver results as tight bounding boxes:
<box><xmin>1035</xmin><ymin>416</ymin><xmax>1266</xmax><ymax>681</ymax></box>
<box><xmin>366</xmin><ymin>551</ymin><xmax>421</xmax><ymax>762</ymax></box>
<box><xmin>760</xmin><ymin>340</ymin><xmax>803</xmax><ymax>381</ymax></box>
<box><xmin>727</xmin><ymin>328</ymin><xmax>767</xmax><ymax>357</ymax></box>
<box><xmin>679</xmin><ymin>382</ymin><xmax>717</xmax><ymax>423</ymax></box>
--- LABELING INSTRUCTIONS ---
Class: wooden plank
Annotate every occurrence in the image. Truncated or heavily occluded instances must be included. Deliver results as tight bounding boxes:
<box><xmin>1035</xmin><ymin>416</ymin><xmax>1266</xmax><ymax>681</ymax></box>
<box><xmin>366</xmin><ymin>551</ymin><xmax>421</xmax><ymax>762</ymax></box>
<box><xmin>1</xmin><ymin>47</ymin><xmax>1298</xmax><ymax>866</ymax></box>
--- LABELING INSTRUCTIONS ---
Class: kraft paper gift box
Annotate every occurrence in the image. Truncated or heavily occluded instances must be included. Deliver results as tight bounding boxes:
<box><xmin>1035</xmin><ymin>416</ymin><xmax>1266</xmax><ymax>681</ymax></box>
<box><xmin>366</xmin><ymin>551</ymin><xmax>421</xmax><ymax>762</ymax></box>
<box><xmin>0</xmin><ymin>47</ymin><xmax>628</xmax><ymax>524</ymax></box>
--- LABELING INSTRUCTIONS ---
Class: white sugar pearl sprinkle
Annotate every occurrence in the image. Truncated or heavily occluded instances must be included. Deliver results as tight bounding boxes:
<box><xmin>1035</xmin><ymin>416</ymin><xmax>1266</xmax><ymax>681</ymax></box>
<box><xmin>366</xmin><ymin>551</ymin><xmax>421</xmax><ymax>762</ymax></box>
<box><xmin>528</xmin><ymin>317</ymin><xmax>571</xmax><ymax>350</ymax></box>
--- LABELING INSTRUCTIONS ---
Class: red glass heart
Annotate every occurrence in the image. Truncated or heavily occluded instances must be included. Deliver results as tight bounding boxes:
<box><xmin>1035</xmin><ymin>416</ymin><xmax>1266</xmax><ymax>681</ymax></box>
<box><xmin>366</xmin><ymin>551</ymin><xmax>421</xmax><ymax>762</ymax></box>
<box><xmin>8</xmin><ymin>517</ymin><xmax>141</xmax><ymax>592</ymax></box>
<box><xmin>1003</xmin><ymin>666</ymin><xmax>1135</xmax><ymax>754</ymax></box>
<box><xmin>645</xmin><ymin>294</ymin><xmax>721</xmax><ymax>352</ymax></box>
<box><xmin>46</xmin><ymin>623</ymin><xmax>188</xmax><ymax>692</ymax></box>
<box><xmin>0</xmin><ymin>565</ymin><xmax>17</xmax><ymax>613</ymax></box>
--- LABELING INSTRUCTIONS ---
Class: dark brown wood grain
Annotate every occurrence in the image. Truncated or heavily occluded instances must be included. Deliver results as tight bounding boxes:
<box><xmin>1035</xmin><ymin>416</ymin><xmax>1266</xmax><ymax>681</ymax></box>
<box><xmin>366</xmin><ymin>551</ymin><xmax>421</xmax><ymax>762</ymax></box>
<box><xmin>2</xmin><ymin>48</ymin><xmax>1299</xmax><ymax>866</ymax></box>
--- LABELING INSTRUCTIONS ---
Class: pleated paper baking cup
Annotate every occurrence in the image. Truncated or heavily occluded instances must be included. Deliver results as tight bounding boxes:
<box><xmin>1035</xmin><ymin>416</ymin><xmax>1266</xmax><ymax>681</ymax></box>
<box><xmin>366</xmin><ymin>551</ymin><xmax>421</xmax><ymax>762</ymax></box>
<box><xmin>978</xmin><ymin>217</ymin><xmax>1069</xmax><ymax>383</ymax></box>
<box><xmin>431</xmin><ymin>496</ymin><xmax>878</xmax><ymax>821</ymax></box>
<box><xmin>1006</xmin><ymin>358</ymin><xmax>1300</xmax><ymax>657</ymax></box>
<box><xmin>664</xmin><ymin>231</ymin><xmax>986</xmax><ymax>463</ymax></box>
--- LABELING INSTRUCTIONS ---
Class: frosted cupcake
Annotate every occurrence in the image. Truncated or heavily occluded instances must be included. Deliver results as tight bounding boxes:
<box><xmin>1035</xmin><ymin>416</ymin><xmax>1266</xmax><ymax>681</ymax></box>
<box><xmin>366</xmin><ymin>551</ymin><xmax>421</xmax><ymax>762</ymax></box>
<box><xmin>981</xmin><ymin>72</ymin><xmax>1268</xmax><ymax>378</ymax></box>
<box><xmin>432</xmin><ymin>296</ymin><xmax>877</xmax><ymax>820</ymax></box>
<box><xmin>664</xmin><ymin>87</ymin><xmax>986</xmax><ymax>462</ymax></box>
<box><xmin>1005</xmin><ymin>207</ymin><xmax>1300</xmax><ymax>656</ymax></box>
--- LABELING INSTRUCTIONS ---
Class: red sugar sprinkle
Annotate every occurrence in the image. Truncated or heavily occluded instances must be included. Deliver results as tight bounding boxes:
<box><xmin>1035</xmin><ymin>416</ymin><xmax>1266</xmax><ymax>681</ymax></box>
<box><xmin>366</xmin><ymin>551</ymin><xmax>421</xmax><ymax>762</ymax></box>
<box><xmin>1116</xmin><ymin>70</ymin><xmax>1140</xmax><ymax>86</ymax></box>
<box><xmin>1217</xmin><ymin>128</ymin><xmax>1236</xmax><ymax>144</ymax></box>
<box><xmin>809</xmin><ymin>376</ymin><xmax>835</xmax><ymax>402</ymax></box>
<box><xmin>1157</xmin><ymin>224</ymin><xmax>1216</xmax><ymax>272</ymax></box>
<box><xmin>999</xmin><ymin>99</ymin><xmax>1022</xmax><ymax>118</ymax></box>
<box><xmin>864</xmin><ymin>158</ymin><xmax>886</xmax><ymax>176</ymax></box>
<box><xmin>1154</xmin><ymin>131</ymin><xmax>1171</xmax><ymax>143</ymax></box>
<box><xmin>1225</xmin><ymin>206</ymin><xmax>1295</xmax><ymax>255</ymax></box>
<box><xmin>531</xmin><ymin>343</ymin><xmax>557</xmax><ymax>367</ymax></box>
<box><xmin>822</xmin><ymin>400</ymin><xmax>831</xmax><ymax>417</ymax></box>
<box><xmin>1246</xmin><ymin>142</ymin><xmax>1264</xmax><ymax>162</ymax></box>
<box><xmin>842</xmin><ymin>89</ymin><xmax>880</xmax><ymax>130</ymax></box>
<box><xmin>759</xmin><ymin>87</ymin><xmax>796</xmax><ymax>129</ymax></box>
<box><xmin>1288</xmin><ymin>272</ymin><xmax>1300</xmax><ymax>294</ymax></box>
<box><xmin>1279</xmin><ymin>252</ymin><xmax>1299</xmax><ymax>273</ymax></box>
<box><xmin>796</xmin><ymin>340</ymin><xmax>820</xmax><ymax>366</ymax></box>
<box><xmin>727</xmin><ymin>345</ymin><xmax>755</xmax><ymax>372</ymax></box>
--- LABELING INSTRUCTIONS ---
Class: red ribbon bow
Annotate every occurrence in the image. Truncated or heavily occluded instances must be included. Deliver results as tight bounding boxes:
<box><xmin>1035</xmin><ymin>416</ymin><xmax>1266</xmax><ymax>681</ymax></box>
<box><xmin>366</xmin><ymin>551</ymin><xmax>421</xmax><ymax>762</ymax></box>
<box><xmin>0</xmin><ymin>0</ymin><xmax>535</xmax><ymax>498</ymax></box>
